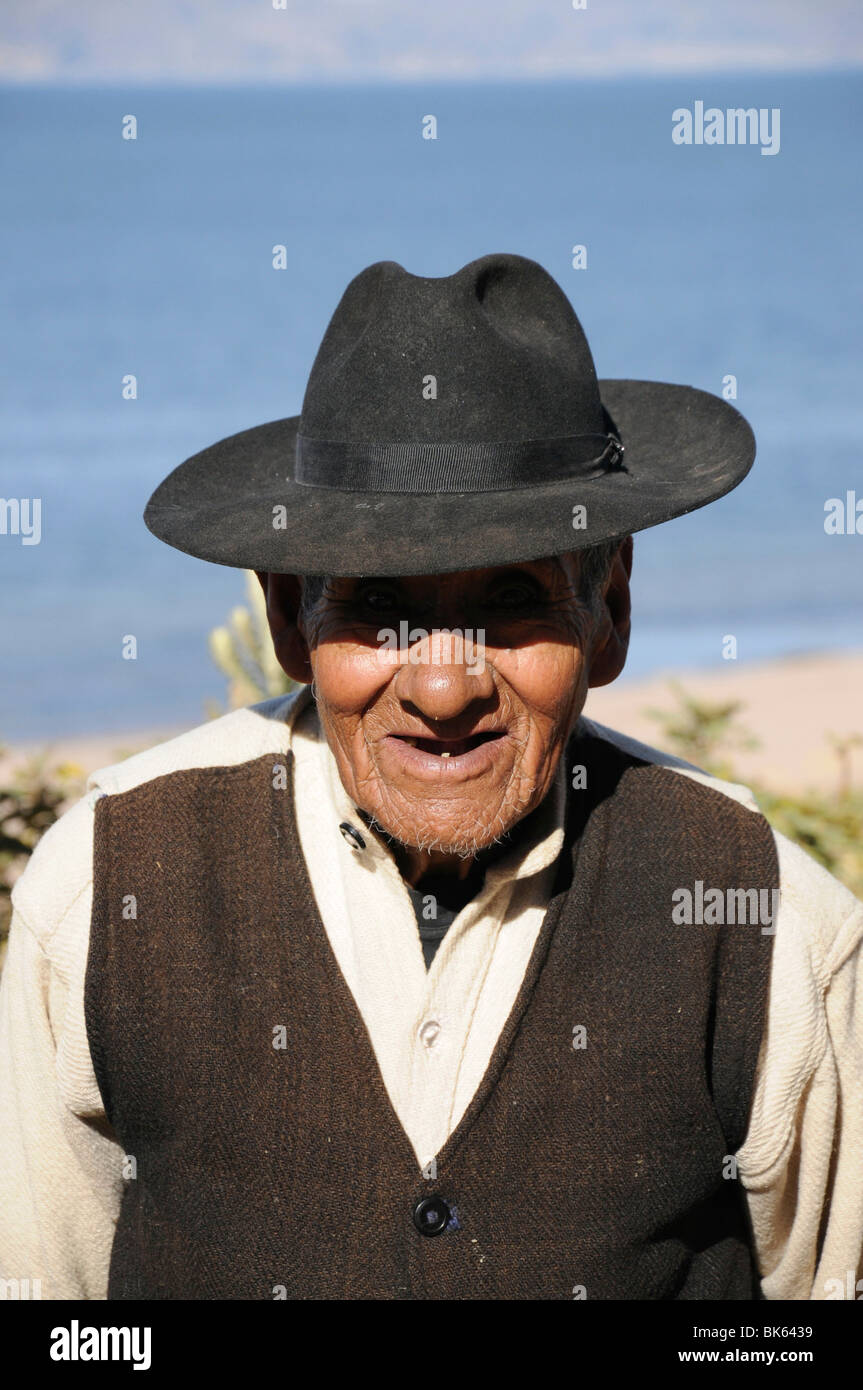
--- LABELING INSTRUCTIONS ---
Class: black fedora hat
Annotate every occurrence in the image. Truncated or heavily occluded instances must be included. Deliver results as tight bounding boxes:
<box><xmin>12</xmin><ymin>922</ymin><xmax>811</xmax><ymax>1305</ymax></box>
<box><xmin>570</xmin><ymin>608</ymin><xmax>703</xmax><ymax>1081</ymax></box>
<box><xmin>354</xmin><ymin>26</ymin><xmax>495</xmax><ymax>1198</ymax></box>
<box><xmin>144</xmin><ymin>253</ymin><xmax>755</xmax><ymax>577</ymax></box>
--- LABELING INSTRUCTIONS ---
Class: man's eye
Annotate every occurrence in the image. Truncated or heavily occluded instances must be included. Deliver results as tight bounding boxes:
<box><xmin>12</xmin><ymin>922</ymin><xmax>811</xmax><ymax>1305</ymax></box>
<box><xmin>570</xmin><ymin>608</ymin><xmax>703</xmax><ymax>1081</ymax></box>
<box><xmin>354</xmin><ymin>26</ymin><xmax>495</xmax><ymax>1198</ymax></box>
<box><xmin>488</xmin><ymin>584</ymin><xmax>542</xmax><ymax>610</ymax></box>
<box><xmin>356</xmin><ymin>586</ymin><xmax>400</xmax><ymax>613</ymax></box>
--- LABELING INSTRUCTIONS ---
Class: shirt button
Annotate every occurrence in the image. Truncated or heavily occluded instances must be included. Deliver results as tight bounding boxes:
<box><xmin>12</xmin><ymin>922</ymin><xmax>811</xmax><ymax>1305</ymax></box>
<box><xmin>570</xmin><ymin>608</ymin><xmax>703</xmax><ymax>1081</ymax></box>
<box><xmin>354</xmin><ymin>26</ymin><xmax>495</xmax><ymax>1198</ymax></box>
<box><xmin>413</xmin><ymin>1195</ymin><xmax>451</xmax><ymax>1237</ymax></box>
<box><xmin>418</xmin><ymin>1020</ymin><xmax>441</xmax><ymax>1048</ymax></box>
<box><xmin>338</xmin><ymin>822</ymin><xmax>366</xmax><ymax>851</ymax></box>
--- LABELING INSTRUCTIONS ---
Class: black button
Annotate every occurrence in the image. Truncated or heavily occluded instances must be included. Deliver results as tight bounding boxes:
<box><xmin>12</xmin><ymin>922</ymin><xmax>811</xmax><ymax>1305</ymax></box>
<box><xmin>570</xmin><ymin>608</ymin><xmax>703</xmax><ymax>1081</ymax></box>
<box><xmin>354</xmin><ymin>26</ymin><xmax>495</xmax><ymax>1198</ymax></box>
<box><xmin>413</xmin><ymin>1195</ymin><xmax>451</xmax><ymax>1237</ymax></box>
<box><xmin>338</xmin><ymin>822</ymin><xmax>366</xmax><ymax>851</ymax></box>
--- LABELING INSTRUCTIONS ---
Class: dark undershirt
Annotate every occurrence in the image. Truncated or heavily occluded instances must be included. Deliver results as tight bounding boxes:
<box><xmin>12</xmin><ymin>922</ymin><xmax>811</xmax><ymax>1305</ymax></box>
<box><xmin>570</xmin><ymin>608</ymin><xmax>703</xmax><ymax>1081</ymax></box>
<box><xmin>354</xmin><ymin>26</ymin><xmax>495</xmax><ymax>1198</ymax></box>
<box><xmin>357</xmin><ymin>809</ymin><xmax>545</xmax><ymax>969</ymax></box>
<box><xmin>405</xmin><ymin>864</ymin><xmax>487</xmax><ymax>969</ymax></box>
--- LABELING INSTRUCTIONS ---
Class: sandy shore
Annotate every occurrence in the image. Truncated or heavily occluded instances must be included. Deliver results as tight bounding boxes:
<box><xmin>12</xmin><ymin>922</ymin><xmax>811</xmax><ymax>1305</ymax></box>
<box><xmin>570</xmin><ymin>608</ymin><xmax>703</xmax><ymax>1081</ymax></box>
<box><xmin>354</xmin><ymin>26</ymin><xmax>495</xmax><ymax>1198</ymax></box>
<box><xmin>0</xmin><ymin>724</ymin><xmax>189</xmax><ymax>787</ymax></box>
<box><xmin>585</xmin><ymin>650</ymin><xmax>863</xmax><ymax>794</ymax></box>
<box><xmin>2</xmin><ymin>650</ymin><xmax>861</xmax><ymax>796</ymax></box>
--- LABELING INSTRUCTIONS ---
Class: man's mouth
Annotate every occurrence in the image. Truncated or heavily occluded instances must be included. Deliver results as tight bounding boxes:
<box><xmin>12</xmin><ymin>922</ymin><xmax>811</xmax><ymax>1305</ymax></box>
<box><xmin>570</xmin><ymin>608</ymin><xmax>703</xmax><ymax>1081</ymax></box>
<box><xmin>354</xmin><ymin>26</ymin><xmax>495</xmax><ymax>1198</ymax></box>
<box><xmin>379</xmin><ymin>728</ymin><xmax>509</xmax><ymax>782</ymax></box>
<box><xmin>394</xmin><ymin>731</ymin><xmax>503</xmax><ymax>759</ymax></box>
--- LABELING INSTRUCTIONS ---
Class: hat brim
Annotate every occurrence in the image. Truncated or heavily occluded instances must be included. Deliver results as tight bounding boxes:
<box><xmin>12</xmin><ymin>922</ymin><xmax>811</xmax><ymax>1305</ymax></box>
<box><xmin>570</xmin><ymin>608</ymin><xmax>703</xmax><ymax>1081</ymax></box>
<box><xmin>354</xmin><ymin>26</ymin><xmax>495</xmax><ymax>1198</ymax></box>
<box><xmin>143</xmin><ymin>380</ymin><xmax>755</xmax><ymax>577</ymax></box>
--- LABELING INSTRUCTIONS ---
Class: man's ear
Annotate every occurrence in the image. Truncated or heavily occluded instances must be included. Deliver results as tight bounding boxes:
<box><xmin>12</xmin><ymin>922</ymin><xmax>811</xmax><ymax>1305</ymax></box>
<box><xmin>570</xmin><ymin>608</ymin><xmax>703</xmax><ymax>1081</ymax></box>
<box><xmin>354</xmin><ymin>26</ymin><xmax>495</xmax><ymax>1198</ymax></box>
<box><xmin>587</xmin><ymin>536</ymin><xmax>632</xmax><ymax>689</ymax></box>
<box><xmin>254</xmin><ymin>571</ymin><xmax>313</xmax><ymax>685</ymax></box>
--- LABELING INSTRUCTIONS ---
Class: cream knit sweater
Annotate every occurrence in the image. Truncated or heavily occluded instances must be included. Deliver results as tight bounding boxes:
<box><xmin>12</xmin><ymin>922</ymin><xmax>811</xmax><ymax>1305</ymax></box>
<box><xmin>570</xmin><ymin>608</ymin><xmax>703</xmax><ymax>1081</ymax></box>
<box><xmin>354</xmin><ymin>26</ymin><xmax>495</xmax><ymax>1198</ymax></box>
<box><xmin>1</xmin><ymin>687</ymin><xmax>861</xmax><ymax>1300</ymax></box>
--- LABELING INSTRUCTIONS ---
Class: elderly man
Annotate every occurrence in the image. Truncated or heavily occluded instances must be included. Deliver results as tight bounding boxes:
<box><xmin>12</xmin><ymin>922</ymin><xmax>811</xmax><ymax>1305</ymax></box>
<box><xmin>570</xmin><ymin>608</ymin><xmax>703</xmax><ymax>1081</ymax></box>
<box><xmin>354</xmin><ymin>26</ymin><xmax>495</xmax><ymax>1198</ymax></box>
<box><xmin>1</xmin><ymin>254</ymin><xmax>861</xmax><ymax>1302</ymax></box>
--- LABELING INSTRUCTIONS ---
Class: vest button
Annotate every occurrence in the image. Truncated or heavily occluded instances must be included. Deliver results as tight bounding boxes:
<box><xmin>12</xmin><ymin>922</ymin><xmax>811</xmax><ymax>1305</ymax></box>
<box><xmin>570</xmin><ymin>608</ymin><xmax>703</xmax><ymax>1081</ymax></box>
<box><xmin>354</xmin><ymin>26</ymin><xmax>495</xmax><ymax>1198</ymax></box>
<box><xmin>419</xmin><ymin>1020</ymin><xmax>441</xmax><ymax>1048</ymax></box>
<box><xmin>338</xmin><ymin>822</ymin><xmax>366</xmax><ymax>851</ymax></box>
<box><xmin>413</xmin><ymin>1195</ymin><xmax>451</xmax><ymax>1237</ymax></box>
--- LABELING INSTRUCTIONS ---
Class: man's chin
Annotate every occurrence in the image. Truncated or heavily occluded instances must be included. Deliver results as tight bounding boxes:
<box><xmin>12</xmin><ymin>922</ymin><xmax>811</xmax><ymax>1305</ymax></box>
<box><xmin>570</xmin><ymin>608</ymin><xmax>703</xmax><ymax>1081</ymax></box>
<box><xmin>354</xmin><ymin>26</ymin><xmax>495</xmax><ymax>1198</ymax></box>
<box><xmin>390</xmin><ymin>833</ymin><xmax>504</xmax><ymax>861</ymax></box>
<box><xmin>361</xmin><ymin>803</ymin><xmax>523</xmax><ymax>860</ymax></box>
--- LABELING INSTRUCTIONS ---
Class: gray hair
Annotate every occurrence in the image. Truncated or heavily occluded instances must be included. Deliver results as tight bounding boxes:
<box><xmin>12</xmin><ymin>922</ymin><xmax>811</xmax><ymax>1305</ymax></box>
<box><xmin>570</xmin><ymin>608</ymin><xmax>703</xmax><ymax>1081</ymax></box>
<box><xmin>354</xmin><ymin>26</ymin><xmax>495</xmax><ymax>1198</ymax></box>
<box><xmin>573</xmin><ymin>536</ymin><xmax>625</xmax><ymax>617</ymax></box>
<box><xmin>298</xmin><ymin>536</ymin><xmax>626</xmax><ymax>631</ymax></box>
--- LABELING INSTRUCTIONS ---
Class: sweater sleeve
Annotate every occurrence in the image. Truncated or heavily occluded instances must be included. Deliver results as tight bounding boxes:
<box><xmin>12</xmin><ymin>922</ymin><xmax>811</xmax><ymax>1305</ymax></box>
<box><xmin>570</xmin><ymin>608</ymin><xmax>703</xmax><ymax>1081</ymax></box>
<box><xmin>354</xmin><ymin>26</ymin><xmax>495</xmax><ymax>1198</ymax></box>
<box><xmin>736</xmin><ymin>830</ymin><xmax>863</xmax><ymax>1301</ymax></box>
<box><xmin>0</xmin><ymin>802</ymin><xmax>124</xmax><ymax>1300</ymax></box>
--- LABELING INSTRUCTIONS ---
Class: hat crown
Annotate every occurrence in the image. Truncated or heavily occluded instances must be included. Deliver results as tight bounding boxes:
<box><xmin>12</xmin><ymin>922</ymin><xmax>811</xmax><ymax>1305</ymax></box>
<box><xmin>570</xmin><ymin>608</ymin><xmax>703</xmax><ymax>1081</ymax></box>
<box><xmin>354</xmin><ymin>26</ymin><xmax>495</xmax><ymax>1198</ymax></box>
<box><xmin>299</xmin><ymin>253</ymin><xmax>605</xmax><ymax>444</ymax></box>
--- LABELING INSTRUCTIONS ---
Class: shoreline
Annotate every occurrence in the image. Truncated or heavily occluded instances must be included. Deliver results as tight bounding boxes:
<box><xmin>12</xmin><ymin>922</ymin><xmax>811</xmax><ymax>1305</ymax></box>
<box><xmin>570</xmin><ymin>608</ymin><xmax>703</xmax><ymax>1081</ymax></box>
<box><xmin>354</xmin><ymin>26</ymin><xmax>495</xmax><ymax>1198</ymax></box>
<box><xmin>1</xmin><ymin>649</ymin><xmax>861</xmax><ymax>796</ymax></box>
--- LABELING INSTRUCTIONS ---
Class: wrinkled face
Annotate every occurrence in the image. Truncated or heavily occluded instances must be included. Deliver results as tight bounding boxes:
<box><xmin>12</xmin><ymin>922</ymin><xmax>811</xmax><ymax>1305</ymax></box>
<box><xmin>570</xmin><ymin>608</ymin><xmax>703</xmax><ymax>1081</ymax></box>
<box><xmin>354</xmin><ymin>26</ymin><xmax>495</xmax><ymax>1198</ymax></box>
<box><xmin>301</xmin><ymin>556</ymin><xmax>602</xmax><ymax>856</ymax></box>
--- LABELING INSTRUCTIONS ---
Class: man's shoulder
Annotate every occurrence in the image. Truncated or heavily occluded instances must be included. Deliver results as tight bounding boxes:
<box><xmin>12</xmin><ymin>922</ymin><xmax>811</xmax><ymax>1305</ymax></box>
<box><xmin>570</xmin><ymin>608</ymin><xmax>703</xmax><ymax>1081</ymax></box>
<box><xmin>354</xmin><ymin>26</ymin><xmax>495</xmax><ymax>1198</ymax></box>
<box><xmin>579</xmin><ymin>716</ymin><xmax>863</xmax><ymax>974</ymax></box>
<box><xmin>86</xmin><ymin>692</ymin><xmax>300</xmax><ymax>798</ymax></box>
<box><xmin>578</xmin><ymin>714</ymin><xmax>762</xmax><ymax>813</ymax></box>
<box><xmin>10</xmin><ymin>692</ymin><xmax>304</xmax><ymax>946</ymax></box>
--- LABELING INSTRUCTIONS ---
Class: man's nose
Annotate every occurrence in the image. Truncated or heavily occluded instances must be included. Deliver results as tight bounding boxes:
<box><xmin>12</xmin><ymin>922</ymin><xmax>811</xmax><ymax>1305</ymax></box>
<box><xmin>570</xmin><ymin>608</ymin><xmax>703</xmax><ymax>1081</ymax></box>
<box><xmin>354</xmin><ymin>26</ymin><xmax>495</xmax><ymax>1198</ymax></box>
<box><xmin>393</xmin><ymin>635</ymin><xmax>494</xmax><ymax>720</ymax></box>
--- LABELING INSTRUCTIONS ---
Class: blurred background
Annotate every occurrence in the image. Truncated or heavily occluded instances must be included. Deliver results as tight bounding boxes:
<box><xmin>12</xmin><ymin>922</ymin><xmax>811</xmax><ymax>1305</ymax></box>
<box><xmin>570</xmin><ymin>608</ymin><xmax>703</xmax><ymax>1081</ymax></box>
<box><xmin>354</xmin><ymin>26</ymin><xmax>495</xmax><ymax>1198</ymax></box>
<box><xmin>1</xmin><ymin>1</ymin><xmax>862</xmax><ymax>929</ymax></box>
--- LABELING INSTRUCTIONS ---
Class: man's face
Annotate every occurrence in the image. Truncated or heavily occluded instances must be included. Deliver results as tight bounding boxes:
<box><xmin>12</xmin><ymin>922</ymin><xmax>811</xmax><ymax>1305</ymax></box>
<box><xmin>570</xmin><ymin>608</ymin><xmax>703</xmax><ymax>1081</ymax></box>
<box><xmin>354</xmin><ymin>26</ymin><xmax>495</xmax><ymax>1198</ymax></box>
<box><xmin>297</xmin><ymin>556</ymin><xmax>606</xmax><ymax>856</ymax></box>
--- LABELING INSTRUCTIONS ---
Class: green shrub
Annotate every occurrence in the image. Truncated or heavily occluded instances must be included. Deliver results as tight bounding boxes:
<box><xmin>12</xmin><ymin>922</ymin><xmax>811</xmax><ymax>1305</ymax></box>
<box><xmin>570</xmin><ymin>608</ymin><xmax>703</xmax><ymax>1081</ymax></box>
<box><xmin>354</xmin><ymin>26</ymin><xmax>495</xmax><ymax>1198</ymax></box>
<box><xmin>0</xmin><ymin>754</ymin><xmax>85</xmax><ymax>958</ymax></box>
<box><xmin>206</xmin><ymin>570</ymin><xmax>296</xmax><ymax>714</ymax></box>
<box><xmin>646</xmin><ymin>688</ymin><xmax>863</xmax><ymax>899</ymax></box>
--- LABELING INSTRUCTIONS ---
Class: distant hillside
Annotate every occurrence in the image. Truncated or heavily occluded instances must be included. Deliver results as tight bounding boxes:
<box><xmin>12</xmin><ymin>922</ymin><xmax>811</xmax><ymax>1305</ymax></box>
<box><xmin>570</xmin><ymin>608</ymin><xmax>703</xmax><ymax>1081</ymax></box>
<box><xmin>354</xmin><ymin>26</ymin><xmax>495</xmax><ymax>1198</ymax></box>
<box><xmin>1</xmin><ymin>0</ymin><xmax>862</xmax><ymax>83</ymax></box>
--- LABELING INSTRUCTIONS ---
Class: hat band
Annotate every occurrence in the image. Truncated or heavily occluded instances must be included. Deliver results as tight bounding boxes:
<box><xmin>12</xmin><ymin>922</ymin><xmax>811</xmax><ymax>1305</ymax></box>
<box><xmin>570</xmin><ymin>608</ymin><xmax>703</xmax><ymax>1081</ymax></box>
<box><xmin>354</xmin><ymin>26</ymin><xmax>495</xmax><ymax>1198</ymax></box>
<box><xmin>294</xmin><ymin>428</ymin><xmax>625</xmax><ymax>494</ymax></box>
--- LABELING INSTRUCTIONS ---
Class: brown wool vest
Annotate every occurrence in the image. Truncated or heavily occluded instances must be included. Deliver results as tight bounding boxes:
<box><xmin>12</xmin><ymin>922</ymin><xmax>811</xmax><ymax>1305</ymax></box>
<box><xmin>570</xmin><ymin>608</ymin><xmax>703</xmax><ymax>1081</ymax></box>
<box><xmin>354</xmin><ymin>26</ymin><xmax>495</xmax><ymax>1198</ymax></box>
<box><xmin>85</xmin><ymin>730</ymin><xmax>779</xmax><ymax>1300</ymax></box>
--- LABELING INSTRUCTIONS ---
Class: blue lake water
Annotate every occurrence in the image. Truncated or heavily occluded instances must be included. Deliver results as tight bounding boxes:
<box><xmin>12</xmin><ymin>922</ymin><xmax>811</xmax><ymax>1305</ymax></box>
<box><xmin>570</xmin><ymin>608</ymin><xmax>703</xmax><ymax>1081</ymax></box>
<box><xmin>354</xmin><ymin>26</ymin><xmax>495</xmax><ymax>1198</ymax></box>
<box><xmin>1</xmin><ymin>74</ymin><xmax>861</xmax><ymax>739</ymax></box>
